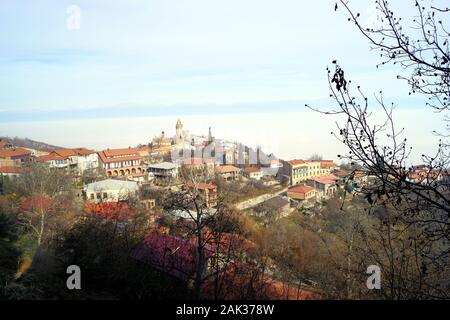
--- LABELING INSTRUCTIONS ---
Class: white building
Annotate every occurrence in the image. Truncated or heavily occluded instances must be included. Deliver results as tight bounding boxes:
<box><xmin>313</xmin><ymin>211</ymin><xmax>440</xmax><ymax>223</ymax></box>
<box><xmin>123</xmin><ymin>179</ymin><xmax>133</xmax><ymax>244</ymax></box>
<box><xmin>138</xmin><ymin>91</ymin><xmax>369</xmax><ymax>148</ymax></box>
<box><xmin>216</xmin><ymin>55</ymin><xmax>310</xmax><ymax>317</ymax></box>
<box><xmin>75</xmin><ymin>150</ymin><xmax>99</xmax><ymax>174</ymax></box>
<box><xmin>84</xmin><ymin>179</ymin><xmax>139</xmax><ymax>203</ymax></box>
<box><xmin>37</xmin><ymin>148</ymin><xmax>99</xmax><ymax>174</ymax></box>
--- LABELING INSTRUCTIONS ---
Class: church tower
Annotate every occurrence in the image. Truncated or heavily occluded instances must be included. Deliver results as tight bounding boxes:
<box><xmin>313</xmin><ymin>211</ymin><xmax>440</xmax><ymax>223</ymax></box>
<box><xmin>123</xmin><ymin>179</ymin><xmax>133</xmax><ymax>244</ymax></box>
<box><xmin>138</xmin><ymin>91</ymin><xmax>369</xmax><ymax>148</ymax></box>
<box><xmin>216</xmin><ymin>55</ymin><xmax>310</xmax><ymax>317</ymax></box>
<box><xmin>175</xmin><ymin>119</ymin><xmax>184</xmax><ymax>145</ymax></box>
<box><xmin>207</xmin><ymin>126</ymin><xmax>215</xmax><ymax>145</ymax></box>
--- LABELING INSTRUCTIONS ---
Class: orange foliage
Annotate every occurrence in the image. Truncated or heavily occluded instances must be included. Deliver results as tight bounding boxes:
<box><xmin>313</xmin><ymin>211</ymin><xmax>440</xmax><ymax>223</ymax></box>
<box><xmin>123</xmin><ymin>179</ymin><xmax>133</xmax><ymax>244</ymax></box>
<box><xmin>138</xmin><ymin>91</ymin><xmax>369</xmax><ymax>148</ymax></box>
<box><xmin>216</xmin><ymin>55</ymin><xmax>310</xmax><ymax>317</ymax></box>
<box><xmin>84</xmin><ymin>202</ymin><xmax>136</xmax><ymax>220</ymax></box>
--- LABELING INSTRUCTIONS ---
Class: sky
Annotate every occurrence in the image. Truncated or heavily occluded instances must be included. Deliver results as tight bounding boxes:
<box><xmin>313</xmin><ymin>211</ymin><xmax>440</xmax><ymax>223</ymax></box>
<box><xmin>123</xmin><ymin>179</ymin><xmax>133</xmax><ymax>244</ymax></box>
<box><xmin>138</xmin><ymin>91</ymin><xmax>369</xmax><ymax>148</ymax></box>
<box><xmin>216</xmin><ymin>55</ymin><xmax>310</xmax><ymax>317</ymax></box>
<box><xmin>0</xmin><ymin>0</ymin><xmax>447</xmax><ymax>162</ymax></box>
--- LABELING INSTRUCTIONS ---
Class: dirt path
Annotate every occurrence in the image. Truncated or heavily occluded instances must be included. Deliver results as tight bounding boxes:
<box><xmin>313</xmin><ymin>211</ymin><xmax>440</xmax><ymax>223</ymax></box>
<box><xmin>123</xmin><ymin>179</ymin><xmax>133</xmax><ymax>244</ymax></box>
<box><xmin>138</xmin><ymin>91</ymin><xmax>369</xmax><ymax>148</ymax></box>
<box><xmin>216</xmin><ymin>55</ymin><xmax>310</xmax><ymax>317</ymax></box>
<box><xmin>235</xmin><ymin>187</ymin><xmax>288</xmax><ymax>210</ymax></box>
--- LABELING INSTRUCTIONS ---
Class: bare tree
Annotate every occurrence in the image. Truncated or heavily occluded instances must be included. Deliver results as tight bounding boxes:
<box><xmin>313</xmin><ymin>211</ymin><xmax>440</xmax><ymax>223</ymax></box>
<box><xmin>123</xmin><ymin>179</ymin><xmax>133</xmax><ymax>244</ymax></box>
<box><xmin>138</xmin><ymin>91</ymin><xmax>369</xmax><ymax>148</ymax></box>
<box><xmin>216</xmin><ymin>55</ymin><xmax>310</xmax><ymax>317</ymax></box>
<box><xmin>162</xmin><ymin>164</ymin><xmax>226</xmax><ymax>299</ymax></box>
<box><xmin>337</xmin><ymin>0</ymin><xmax>450</xmax><ymax>112</ymax></box>
<box><xmin>10</xmin><ymin>162</ymin><xmax>78</xmax><ymax>247</ymax></box>
<box><xmin>306</xmin><ymin>0</ymin><xmax>450</xmax><ymax>298</ymax></box>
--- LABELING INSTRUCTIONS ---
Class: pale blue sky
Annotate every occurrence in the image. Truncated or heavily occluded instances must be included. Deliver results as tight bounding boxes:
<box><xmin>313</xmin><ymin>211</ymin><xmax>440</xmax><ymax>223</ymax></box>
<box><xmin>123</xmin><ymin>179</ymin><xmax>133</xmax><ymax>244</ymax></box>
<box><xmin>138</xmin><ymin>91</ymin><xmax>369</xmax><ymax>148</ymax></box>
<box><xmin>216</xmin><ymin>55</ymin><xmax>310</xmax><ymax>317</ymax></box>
<box><xmin>0</xmin><ymin>1</ymin><xmax>430</xmax><ymax>118</ymax></box>
<box><xmin>0</xmin><ymin>0</ymin><xmax>446</xmax><ymax>162</ymax></box>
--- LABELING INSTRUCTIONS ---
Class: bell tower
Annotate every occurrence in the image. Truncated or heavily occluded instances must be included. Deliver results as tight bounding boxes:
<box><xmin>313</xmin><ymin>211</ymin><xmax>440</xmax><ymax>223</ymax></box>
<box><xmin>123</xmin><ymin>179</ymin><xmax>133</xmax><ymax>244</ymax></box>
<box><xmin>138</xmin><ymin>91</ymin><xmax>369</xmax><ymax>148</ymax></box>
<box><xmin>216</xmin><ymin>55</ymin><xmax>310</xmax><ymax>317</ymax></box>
<box><xmin>175</xmin><ymin>119</ymin><xmax>184</xmax><ymax>145</ymax></box>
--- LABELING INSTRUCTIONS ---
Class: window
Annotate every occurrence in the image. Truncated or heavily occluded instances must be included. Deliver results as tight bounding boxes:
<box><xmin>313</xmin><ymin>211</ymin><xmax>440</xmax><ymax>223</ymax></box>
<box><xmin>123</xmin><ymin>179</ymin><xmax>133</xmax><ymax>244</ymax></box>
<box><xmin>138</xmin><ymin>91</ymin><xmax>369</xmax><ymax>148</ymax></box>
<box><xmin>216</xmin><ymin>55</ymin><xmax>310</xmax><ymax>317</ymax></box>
<box><xmin>103</xmin><ymin>192</ymin><xmax>108</xmax><ymax>199</ymax></box>
<box><xmin>90</xmin><ymin>193</ymin><xmax>94</xmax><ymax>200</ymax></box>
<box><xmin>96</xmin><ymin>193</ymin><xmax>101</xmax><ymax>199</ymax></box>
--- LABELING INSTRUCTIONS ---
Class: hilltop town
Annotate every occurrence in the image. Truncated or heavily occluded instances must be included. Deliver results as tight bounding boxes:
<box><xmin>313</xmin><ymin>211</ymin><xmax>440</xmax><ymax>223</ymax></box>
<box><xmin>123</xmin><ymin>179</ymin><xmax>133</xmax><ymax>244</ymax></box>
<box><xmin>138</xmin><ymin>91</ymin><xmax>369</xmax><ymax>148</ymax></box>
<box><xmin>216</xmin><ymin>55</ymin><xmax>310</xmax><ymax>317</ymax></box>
<box><xmin>0</xmin><ymin>119</ymin><xmax>369</xmax><ymax>210</ymax></box>
<box><xmin>0</xmin><ymin>119</ymin><xmax>448</xmax><ymax>300</ymax></box>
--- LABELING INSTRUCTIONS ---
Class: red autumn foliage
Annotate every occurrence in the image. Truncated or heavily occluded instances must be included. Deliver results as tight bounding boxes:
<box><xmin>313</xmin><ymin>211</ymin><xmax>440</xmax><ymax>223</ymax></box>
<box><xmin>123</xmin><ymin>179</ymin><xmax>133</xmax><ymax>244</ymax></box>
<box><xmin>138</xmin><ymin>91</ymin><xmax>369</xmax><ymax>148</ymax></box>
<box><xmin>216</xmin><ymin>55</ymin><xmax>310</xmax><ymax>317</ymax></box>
<box><xmin>132</xmin><ymin>230</ymin><xmax>213</xmax><ymax>281</ymax></box>
<box><xmin>84</xmin><ymin>202</ymin><xmax>136</xmax><ymax>220</ymax></box>
<box><xmin>18</xmin><ymin>195</ymin><xmax>54</xmax><ymax>213</ymax></box>
<box><xmin>202</xmin><ymin>263</ymin><xmax>321</xmax><ymax>300</ymax></box>
<box><xmin>203</xmin><ymin>231</ymin><xmax>256</xmax><ymax>253</ymax></box>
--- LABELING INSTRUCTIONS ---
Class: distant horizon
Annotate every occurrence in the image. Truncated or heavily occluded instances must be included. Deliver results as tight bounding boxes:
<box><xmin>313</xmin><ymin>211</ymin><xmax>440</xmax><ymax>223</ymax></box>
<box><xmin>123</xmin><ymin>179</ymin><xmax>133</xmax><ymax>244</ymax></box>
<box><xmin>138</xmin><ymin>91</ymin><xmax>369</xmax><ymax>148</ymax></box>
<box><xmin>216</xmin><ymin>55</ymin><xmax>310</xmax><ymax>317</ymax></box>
<box><xmin>1</xmin><ymin>109</ymin><xmax>444</xmax><ymax>165</ymax></box>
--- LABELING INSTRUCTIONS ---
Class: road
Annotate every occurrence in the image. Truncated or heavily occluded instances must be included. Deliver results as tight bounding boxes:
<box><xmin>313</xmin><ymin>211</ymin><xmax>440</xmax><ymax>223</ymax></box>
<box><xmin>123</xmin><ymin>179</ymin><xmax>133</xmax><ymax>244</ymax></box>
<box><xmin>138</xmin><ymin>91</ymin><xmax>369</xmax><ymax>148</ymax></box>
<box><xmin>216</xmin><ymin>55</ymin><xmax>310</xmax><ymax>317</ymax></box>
<box><xmin>235</xmin><ymin>187</ymin><xmax>288</xmax><ymax>210</ymax></box>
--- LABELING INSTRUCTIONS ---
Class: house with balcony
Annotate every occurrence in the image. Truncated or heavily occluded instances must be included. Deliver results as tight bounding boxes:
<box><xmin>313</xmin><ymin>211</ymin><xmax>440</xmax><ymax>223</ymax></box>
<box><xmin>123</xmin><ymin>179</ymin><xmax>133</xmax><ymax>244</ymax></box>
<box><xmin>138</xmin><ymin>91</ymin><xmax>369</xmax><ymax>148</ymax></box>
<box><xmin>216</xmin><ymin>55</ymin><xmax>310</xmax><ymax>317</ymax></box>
<box><xmin>56</xmin><ymin>148</ymin><xmax>98</xmax><ymax>174</ymax></box>
<box><xmin>147</xmin><ymin>162</ymin><xmax>179</xmax><ymax>181</ymax></box>
<box><xmin>215</xmin><ymin>165</ymin><xmax>241</xmax><ymax>181</ymax></box>
<box><xmin>37</xmin><ymin>152</ymin><xmax>70</xmax><ymax>168</ymax></box>
<box><xmin>98</xmin><ymin>147</ymin><xmax>144</xmax><ymax>178</ymax></box>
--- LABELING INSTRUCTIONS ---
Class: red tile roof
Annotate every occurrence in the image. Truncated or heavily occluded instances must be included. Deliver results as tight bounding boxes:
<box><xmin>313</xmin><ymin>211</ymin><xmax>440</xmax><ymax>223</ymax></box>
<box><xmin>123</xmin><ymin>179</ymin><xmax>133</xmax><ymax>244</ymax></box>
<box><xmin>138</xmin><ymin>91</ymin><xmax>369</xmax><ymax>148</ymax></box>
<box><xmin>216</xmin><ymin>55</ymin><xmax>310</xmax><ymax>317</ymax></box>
<box><xmin>51</xmin><ymin>148</ymin><xmax>95</xmax><ymax>157</ymax></box>
<box><xmin>102</xmin><ymin>147</ymin><xmax>140</xmax><ymax>157</ymax></box>
<box><xmin>37</xmin><ymin>153</ymin><xmax>68</xmax><ymax>162</ymax></box>
<box><xmin>333</xmin><ymin>169</ymin><xmax>351</xmax><ymax>178</ymax></box>
<box><xmin>288</xmin><ymin>159</ymin><xmax>307</xmax><ymax>165</ymax></box>
<box><xmin>98</xmin><ymin>148</ymin><xmax>142</xmax><ymax>163</ymax></box>
<box><xmin>310</xmin><ymin>174</ymin><xmax>338</xmax><ymax>184</ymax></box>
<box><xmin>51</xmin><ymin>149</ymin><xmax>76</xmax><ymax>157</ymax></box>
<box><xmin>186</xmin><ymin>181</ymin><xmax>217</xmax><ymax>190</ymax></box>
<box><xmin>215</xmin><ymin>165</ymin><xmax>240</xmax><ymax>173</ymax></box>
<box><xmin>244</xmin><ymin>167</ymin><xmax>262</xmax><ymax>173</ymax></box>
<box><xmin>0</xmin><ymin>148</ymin><xmax>31</xmax><ymax>159</ymax></box>
<box><xmin>318</xmin><ymin>160</ymin><xmax>336</xmax><ymax>169</ymax></box>
<box><xmin>0</xmin><ymin>166</ymin><xmax>22</xmax><ymax>174</ymax></box>
<box><xmin>288</xmin><ymin>159</ymin><xmax>336</xmax><ymax>168</ymax></box>
<box><xmin>288</xmin><ymin>185</ymin><xmax>315</xmax><ymax>194</ymax></box>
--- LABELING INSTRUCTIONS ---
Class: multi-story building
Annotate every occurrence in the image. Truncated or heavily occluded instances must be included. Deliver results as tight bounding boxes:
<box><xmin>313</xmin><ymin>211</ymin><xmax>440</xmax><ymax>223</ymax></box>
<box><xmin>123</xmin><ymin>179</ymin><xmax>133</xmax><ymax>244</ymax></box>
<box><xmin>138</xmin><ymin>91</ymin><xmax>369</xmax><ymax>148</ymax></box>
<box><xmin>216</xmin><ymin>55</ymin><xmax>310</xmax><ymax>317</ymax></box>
<box><xmin>98</xmin><ymin>147</ymin><xmax>144</xmax><ymax>177</ymax></box>
<box><xmin>37</xmin><ymin>148</ymin><xmax>98</xmax><ymax>174</ymax></box>
<box><xmin>185</xmin><ymin>181</ymin><xmax>218</xmax><ymax>208</ymax></box>
<box><xmin>147</xmin><ymin>162</ymin><xmax>179</xmax><ymax>180</ymax></box>
<box><xmin>282</xmin><ymin>159</ymin><xmax>335</xmax><ymax>186</ymax></box>
<box><xmin>37</xmin><ymin>152</ymin><xmax>70</xmax><ymax>168</ymax></box>
<box><xmin>243</xmin><ymin>167</ymin><xmax>263</xmax><ymax>180</ymax></box>
<box><xmin>57</xmin><ymin>148</ymin><xmax>99</xmax><ymax>174</ymax></box>
<box><xmin>215</xmin><ymin>165</ymin><xmax>241</xmax><ymax>181</ymax></box>
<box><xmin>306</xmin><ymin>174</ymin><xmax>338</xmax><ymax>200</ymax></box>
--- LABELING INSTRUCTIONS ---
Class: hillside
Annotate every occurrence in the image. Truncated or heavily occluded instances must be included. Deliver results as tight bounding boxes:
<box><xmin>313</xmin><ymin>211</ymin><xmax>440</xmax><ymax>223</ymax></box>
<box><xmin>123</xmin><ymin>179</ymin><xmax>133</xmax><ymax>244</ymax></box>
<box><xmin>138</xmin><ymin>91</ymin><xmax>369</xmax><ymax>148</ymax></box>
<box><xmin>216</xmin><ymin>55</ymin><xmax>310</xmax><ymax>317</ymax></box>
<box><xmin>0</xmin><ymin>136</ymin><xmax>62</xmax><ymax>150</ymax></box>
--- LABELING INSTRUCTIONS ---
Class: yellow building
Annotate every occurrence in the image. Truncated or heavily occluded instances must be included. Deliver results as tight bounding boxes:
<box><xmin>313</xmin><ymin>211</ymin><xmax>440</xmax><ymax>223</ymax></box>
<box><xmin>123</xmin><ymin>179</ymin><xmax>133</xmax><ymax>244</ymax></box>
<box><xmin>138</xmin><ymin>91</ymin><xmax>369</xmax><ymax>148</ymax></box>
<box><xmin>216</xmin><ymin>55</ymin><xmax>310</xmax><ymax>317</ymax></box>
<box><xmin>282</xmin><ymin>159</ymin><xmax>335</xmax><ymax>186</ymax></box>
